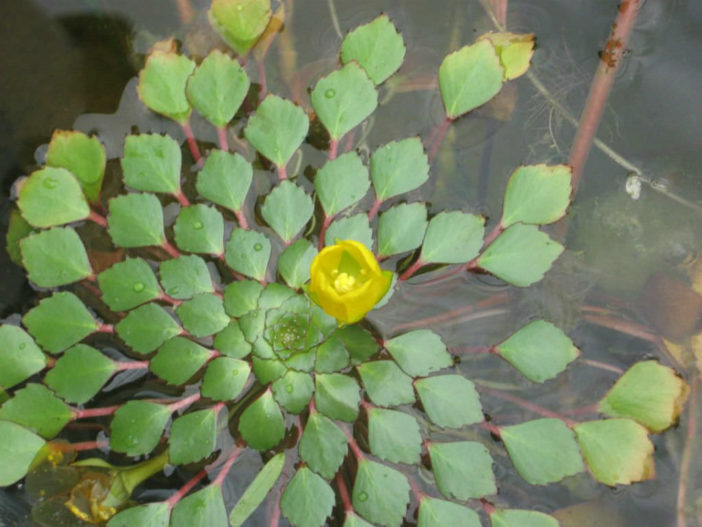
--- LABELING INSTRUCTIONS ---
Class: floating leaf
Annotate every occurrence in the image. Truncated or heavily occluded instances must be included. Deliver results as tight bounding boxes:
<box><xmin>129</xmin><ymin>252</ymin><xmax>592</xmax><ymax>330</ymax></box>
<box><xmin>0</xmin><ymin>326</ymin><xmax>45</xmax><ymax>390</ymax></box>
<box><xmin>176</xmin><ymin>293</ymin><xmax>229</xmax><ymax>337</ymax></box>
<box><xmin>368</xmin><ymin>407</ymin><xmax>421</xmax><ymax>464</ymax></box>
<box><xmin>171</xmin><ymin>484</ymin><xmax>227</xmax><ymax>527</ymax></box>
<box><xmin>108</xmin><ymin>502</ymin><xmax>170</xmax><ymax>527</ymax></box>
<box><xmin>420</xmin><ymin>211</ymin><xmax>485</xmax><ymax>264</ymax></box>
<box><xmin>23</xmin><ymin>292</ymin><xmax>99</xmax><ymax>354</ymax></box>
<box><xmin>98</xmin><ymin>258</ymin><xmax>161</xmax><ymax>311</ymax></box>
<box><xmin>385</xmin><ymin>330</ymin><xmax>452</xmax><ymax>377</ymax></box>
<box><xmin>418</xmin><ymin>498</ymin><xmax>481</xmax><ymax>527</ymax></box>
<box><xmin>315</xmin><ymin>373</ymin><xmax>361</xmax><ymax>422</ymax></box>
<box><xmin>0</xmin><ymin>421</ymin><xmax>45</xmax><ymax>486</ymax></box>
<box><xmin>225</xmin><ymin>229</ymin><xmax>271</xmax><ymax>280</ymax></box>
<box><xmin>281</xmin><ymin>467</ymin><xmax>335</xmax><ymax>527</ymax></box>
<box><xmin>337</xmin><ymin>326</ymin><xmax>379</xmax><ymax>364</ymax></box>
<box><xmin>370</xmin><ymin>138</ymin><xmax>429</xmax><ymax>202</ymax></box>
<box><xmin>46</xmin><ymin>130</ymin><xmax>105</xmax><ymax>202</ymax></box>
<box><xmin>501</xmin><ymin>419</ymin><xmax>584</xmax><ymax>485</ymax></box>
<box><xmin>278</xmin><ymin>239</ymin><xmax>316</xmax><ymax>288</ymax></box>
<box><xmin>20</xmin><ymin>227</ymin><xmax>92</xmax><ymax>287</ymax></box>
<box><xmin>121</xmin><ymin>134</ymin><xmax>182</xmax><ymax>195</ymax></box>
<box><xmin>377</xmin><ymin>203</ymin><xmax>427</xmax><ymax>258</ymax></box>
<box><xmin>187</xmin><ymin>49</ymin><xmax>250</xmax><ymax>127</ymax></box>
<box><xmin>414</xmin><ymin>375</ymin><xmax>483</xmax><ymax>428</ymax></box>
<box><xmin>495</xmin><ymin>320</ymin><xmax>579</xmax><ymax>383</ymax></box>
<box><xmin>439</xmin><ymin>40</ymin><xmax>503</xmax><ymax>119</ymax></box>
<box><xmin>261</xmin><ymin>181</ymin><xmax>314</xmax><ymax>242</ymax></box>
<box><xmin>150</xmin><ymin>337</ymin><xmax>213</xmax><ymax>385</ymax></box>
<box><xmin>44</xmin><ymin>345</ymin><xmax>116</xmax><ymax>404</ymax></box>
<box><xmin>478</xmin><ymin>32</ymin><xmax>535</xmax><ymax>81</ymax></box>
<box><xmin>300</xmin><ymin>411</ymin><xmax>348</xmax><ymax>479</ymax></box>
<box><xmin>501</xmin><ymin>165</ymin><xmax>571</xmax><ymax>228</ymax></box>
<box><xmin>325</xmin><ymin>213</ymin><xmax>373</xmax><ymax>249</ymax></box>
<box><xmin>202</xmin><ymin>357</ymin><xmax>250</xmax><ymax>401</ymax></box>
<box><xmin>344</xmin><ymin>514</ymin><xmax>375</xmax><ymax>527</ymax></box>
<box><xmin>110</xmin><ymin>401</ymin><xmax>171</xmax><ymax>456</ymax></box>
<box><xmin>353</xmin><ymin>460</ymin><xmax>409</xmax><ymax>527</ymax></box>
<box><xmin>197</xmin><ymin>150</ymin><xmax>253</xmax><ymax>214</ymax></box>
<box><xmin>477</xmin><ymin>223</ymin><xmax>563</xmax><ymax>287</ymax></box>
<box><xmin>341</xmin><ymin>14</ymin><xmax>406</xmax><ymax>85</ymax></box>
<box><xmin>138</xmin><ymin>47</ymin><xmax>195</xmax><ymax>124</ymax></box>
<box><xmin>429</xmin><ymin>441</ymin><xmax>496</xmax><ymax>500</ymax></box>
<box><xmin>357</xmin><ymin>361</ymin><xmax>415</xmax><ymax>407</ymax></box>
<box><xmin>0</xmin><ymin>383</ymin><xmax>72</xmax><ymax>439</ymax></box>
<box><xmin>489</xmin><ymin>509</ymin><xmax>559</xmax><ymax>527</ymax></box>
<box><xmin>238</xmin><ymin>390</ymin><xmax>285</xmax><ymax>450</ymax></box>
<box><xmin>230</xmin><ymin>452</ymin><xmax>284</xmax><ymax>527</ymax></box>
<box><xmin>107</xmin><ymin>193</ymin><xmax>165</xmax><ymax>248</ymax></box>
<box><xmin>116</xmin><ymin>303</ymin><xmax>181</xmax><ymax>354</ymax></box>
<box><xmin>169</xmin><ymin>408</ymin><xmax>218</xmax><ymax>464</ymax></box>
<box><xmin>209</xmin><ymin>0</ymin><xmax>272</xmax><ymax>56</ymax></box>
<box><xmin>215</xmin><ymin>322</ymin><xmax>252</xmax><ymax>358</ymax></box>
<box><xmin>224</xmin><ymin>280</ymin><xmax>264</xmax><ymax>317</ymax></box>
<box><xmin>252</xmin><ymin>356</ymin><xmax>287</xmax><ymax>383</ymax></box>
<box><xmin>18</xmin><ymin>167</ymin><xmax>90</xmax><ymax>228</ymax></box>
<box><xmin>272</xmin><ymin>370</ymin><xmax>314</xmax><ymax>414</ymax></box>
<box><xmin>315</xmin><ymin>335</ymin><xmax>350</xmax><ymax>373</ymax></box>
<box><xmin>311</xmin><ymin>63</ymin><xmax>378</xmax><ymax>141</ymax></box>
<box><xmin>315</xmin><ymin>152</ymin><xmax>370</xmax><ymax>217</ymax></box>
<box><xmin>244</xmin><ymin>95</ymin><xmax>309</xmax><ymax>168</ymax></box>
<box><xmin>159</xmin><ymin>255</ymin><xmax>214</xmax><ymax>300</ymax></box>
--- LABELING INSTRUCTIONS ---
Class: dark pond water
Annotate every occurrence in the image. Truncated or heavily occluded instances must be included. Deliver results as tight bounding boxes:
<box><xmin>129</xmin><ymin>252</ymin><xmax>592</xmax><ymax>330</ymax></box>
<box><xmin>1</xmin><ymin>0</ymin><xmax>701</xmax><ymax>526</ymax></box>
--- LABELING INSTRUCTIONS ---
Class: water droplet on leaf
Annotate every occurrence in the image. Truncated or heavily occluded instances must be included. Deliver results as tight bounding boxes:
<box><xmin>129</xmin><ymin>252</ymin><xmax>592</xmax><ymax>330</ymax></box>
<box><xmin>193</xmin><ymin>221</ymin><xmax>204</xmax><ymax>230</ymax></box>
<box><xmin>18</xmin><ymin>342</ymin><xmax>26</xmax><ymax>350</ymax></box>
<box><xmin>285</xmin><ymin>384</ymin><xmax>293</xmax><ymax>393</ymax></box>
<box><xmin>253</xmin><ymin>243</ymin><xmax>263</xmax><ymax>251</ymax></box>
<box><xmin>132</xmin><ymin>282</ymin><xmax>145</xmax><ymax>292</ymax></box>
<box><xmin>43</xmin><ymin>177</ymin><xmax>58</xmax><ymax>189</ymax></box>
<box><xmin>324</xmin><ymin>88</ymin><xmax>336</xmax><ymax>99</ymax></box>
<box><xmin>358</xmin><ymin>492</ymin><xmax>368</xmax><ymax>502</ymax></box>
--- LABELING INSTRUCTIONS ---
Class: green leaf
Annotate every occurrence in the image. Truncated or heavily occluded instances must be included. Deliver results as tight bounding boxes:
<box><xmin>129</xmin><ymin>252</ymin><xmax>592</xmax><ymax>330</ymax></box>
<box><xmin>429</xmin><ymin>441</ymin><xmax>496</xmax><ymax>499</ymax></box>
<box><xmin>116</xmin><ymin>303</ymin><xmax>182</xmax><ymax>354</ymax></box>
<box><xmin>0</xmin><ymin>421</ymin><xmax>45</xmax><ymax>486</ymax></box>
<box><xmin>439</xmin><ymin>40</ymin><xmax>504</xmax><ymax>119</ymax></box>
<box><xmin>169</xmin><ymin>408</ymin><xmax>218</xmax><ymax>464</ymax></box>
<box><xmin>315</xmin><ymin>335</ymin><xmax>350</xmax><ymax>373</ymax></box>
<box><xmin>171</xmin><ymin>484</ymin><xmax>227</xmax><ymax>527</ymax></box>
<box><xmin>495</xmin><ymin>320</ymin><xmax>579</xmax><ymax>383</ymax></box>
<box><xmin>225</xmin><ymin>228</ymin><xmax>271</xmax><ymax>280</ymax></box>
<box><xmin>121</xmin><ymin>134</ymin><xmax>182</xmax><ymax>195</ymax></box>
<box><xmin>224</xmin><ymin>280</ymin><xmax>264</xmax><ymax>317</ymax></box>
<box><xmin>150</xmin><ymin>337</ymin><xmax>213</xmax><ymax>385</ymax></box>
<box><xmin>281</xmin><ymin>467</ymin><xmax>335</xmax><ymax>527</ymax></box>
<box><xmin>501</xmin><ymin>164</ymin><xmax>572</xmax><ymax>228</ymax></box>
<box><xmin>599</xmin><ymin>361</ymin><xmax>689</xmax><ymax>433</ymax></box>
<box><xmin>325</xmin><ymin>213</ymin><xmax>373</xmax><ymax>249</ymax></box>
<box><xmin>261</xmin><ymin>181</ymin><xmax>314</xmax><ymax>242</ymax></box>
<box><xmin>299</xmin><ymin>411</ymin><xmax>348</xmax><ymax>479</ymax></box>
<box><xmin>187</xmin><ymin>49</ymin><xmax>250</xmax><ymax>127</ymax></box>
<box><xmin>418</xmin><ymin>498</ymin><xmax>481</xmax><ymax>527</ymax></box>
<box><xmin>0</xmin><ymin>325</ymin><xmax>46</xmax><ymax>390</ymax></box>
<box><xmin>385</xmin><ymin>330</ymin><xmax>452</xmax><ymax>377</ymax></box>
<box><xmin>214</xmin><ymin>321</ymin><xmax>252</xmax><ymax>358</ymax></box>
<box><xmin>18</xmin><ymin>167</ymin><xmax>89</xmax><ymax>228</ymax></box>
<box><xmin>420</xmin><ymin>211</ymin><xmax>485</xmax><ymax>264</ymax></box>
<box><xmin>197</xmin><ymin>150</ymin><xmax>253</xmax><ymax>213</ymax></box>
<box><xmin>252</xmin><ymin>354</ymin><xmax>285</xmax><ymax>383</ymax></box>
<box><xmin>272</xmin><ymin>370</ymin><xmax>314</xmax><ymax>414</ymax></box>
<box><xmin>238</xmin><ymin>390</ymin><xmax>285</xmax><ymax>450</ymax></box>
<box><xmin>202</xmin><ymin>357</ymin><xmax>251</xmax><ymax>401</ymax></box>
<box><xmin>336</xmin><ymin>326</ymin><xmax>379</xmax><ymax>365</ymax></box>
<box><xmin>46</xmin><ymin>130</ymin><xmax>106</xmax><ymax>202</ymax></box>
<box><xmin>20</xmin><ymin>227</ymin><xmax>92</xmax><ymax>287</ymax></box>
<box><xmin>107</xmin><ymin>193</ymin><xmax>165</xmax><ymax>248</ymax></box>
<box><xmin>110</xmin><ymin>401</ymin><xmax>171</xmax><ymax>456</ymax></box>
<box><xmin>477</xmin><ymin>223</ymin><xmax>563</xmax><ymax>287</ymax></box>
<box><xmin>311</xmin><ymin>63</ymin><xmax>378</xmax><ymax>141</ymax></box>
<box><xmin>501</xmin><ymin>418</ymin><xmax>584</xmax><ymax>485</ymax></box>
<box><xmin>478</xmin><ymin>32</ymin><xmax>535</xmax><ymax>81</ymax></box>
<box><xmin>489</xmin><ymin>509</ymin><xmax>559</xmax><ymax>527</ymax></box>
<box><xmin>209</xmin><ymin>0</ymin><xmax>272</xmax><ymax>56</ymax></box>
<box><xmin>98</xmin><ymin>257</ymin><xmax>162</xmax><ymax>311</ymax></box>
<box><xmin>370</xmin><ymin>138</ymin><xmax>429</xmax><ymax>202</ymax></box>
<box><xmin>368</xmin><ymin>407</ymin><xmax>421</xmax><ymax>464</ymax></box>
<box><xmin>414</xmin><ymin>375</ymin><xmax>483</xmax><ymax>428</ymax></box>
<box><xmin>108</xmin><ymin>502</ymin><xmax>170</xmax><ymax>527</ymax></box>
<box><xmin>573</xmin><ymin>419</ymin><xmax>655</xmax><ymax>486</ymax></box>
<box><xmin>258</xmin><ymin>283</ymin><xmax>297</xmax><ymax>310</ymax></box>
<box><xmin>315</xmin><ymin>373</ymin><xmax>361</xmax><ymax>422</ymax></box>
<box><xmin>23</xmin><ymin>292</ymin><xmax>99</xmax><ymax>354</ymax></box>
<box><xmin>377</xmin><ymin>203</ymin><xmax>427</xmax><ymax>258</ymax></box>
<box><xmin>137</xmin><ymin>49</ymin><xmax>195</xmax><ymax>124</ymax></box>
<box><xmin>278</xmin><ymin>239</ymin><xmax>316</xmax><ymax>288</ymax></box>
<box><xmin>341</xmin><ymin>14</ymin><xmax>405</xmax><ymax>85</ymax></box>
<box><xmin>357</xmin><ymin>361</ymin><xmax>415</xmax><ymax>407</ymax></box>
<box><xmin>0</xmin><ymin>383</ymin><xmax>72</xmax><ymax>439</ymax></box>
<box><xmin>353</xmin><ymin>460</ymin><xmax>409</xmax><ymax>527</ymax></box>
<box><xmin>176</xmin><ymin>293</ymin><xmax>229</xmax><ymax>337</ymax></box>
<box><xmin>315</xmin><ymin>152</ymin><xmax>370</xmax><ymax>217</ymax></box>
<box><xmin>159</xmin><ymin>255</ymin><xmax>214</xmax><ymax>299</ymax></box>
<box><xmin>244</xmin><ymin>95</ymin><xmax>309</xmax><ymax>168</ymax></box>
<box><xmin>343</xmin><ymin>514</ymin><xmax>375</xmax><ymax>527</ymax></box>
<box><xmin>6</xmin><ymin>208</ymin><xmax>35</xmax><ymax>266</ymax></box>
<box><xmin>173</xmin><ymin>204</ymin><xmax>224</xmax><ymax>255</ymax></box>
<box><xmin>229</xmin><ymin>452</ymin><xmax>285</xmax><ymax>527</ymax></box>
<box><xmin>44</xmin><ymin>345</ymin><xmax>116</xmax><ymax>404</ymax></box>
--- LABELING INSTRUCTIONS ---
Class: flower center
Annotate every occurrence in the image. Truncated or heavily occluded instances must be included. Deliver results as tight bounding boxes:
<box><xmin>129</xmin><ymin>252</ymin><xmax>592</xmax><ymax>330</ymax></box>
<box><xmin>333</xmin><ymin>272</ymin><xmax>358</xmax><ymax>294</ymax></box>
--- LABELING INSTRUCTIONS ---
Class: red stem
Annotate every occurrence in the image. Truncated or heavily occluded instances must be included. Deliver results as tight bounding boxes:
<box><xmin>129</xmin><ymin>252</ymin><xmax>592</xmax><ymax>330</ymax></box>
<box><xmin>343</xmin><ymin>427</ymin><xmax>365</xmax><ymax>460</ymax></box>
<box><xmin>580</xmin><ymin>358</ymin><xmax>624</xmax><ymax>374</ymax></box>
<box><xmin>97</xmin><ymin>324</ymin><xmax>114</xmax><ymax>333</ymax></box>
<box><xmin>234</xmin><ymin>209</ymin><xmax>249</xmax><ymax>230</ymax></box>
<box><xmin>174</xmin><ymin>190</ymin><xmax>190</xmax><ymax>207</ymax></box>
<box><xmin>167</xmin><ymin>392</ymin><xmax>201</xmax><ymax>413</ymax></box>
<box><xmin>328</xmin><ymin>138</ymin><xmax>339</xmax><ymax>160</ymax></box>
<box><xmin>477</xmin><ymin>385</ymin><xmax>576</xmax><ymax>427</ymax></box>
<box><xmin>451</xmin><ymin>345</ymin><xmax>495</xmax><ymax>355</ymax></box>
<box><xmin>269</xmin><ymin>495</ymin><xmax>281</xmax><ymax>527</ymax></box>
<box><xmin>217</xmin><ymin>126</ymin><xmax>229</xmax><ymax>152</ymax></box>
<box><xmin>181</xmin><ymin>121</ymin><xmax>202</xmax><ymax>164</ymax></box>
<box><xmin>398</xmin><ymin>259</ymin><xmax>425</xmax><ymax>281</ymax></box>
<box><xmin>482</xmin><ymin>222</ymin><xmax>504</xmax><ymax>248</ymax></box>
<box><xmin>582</xmin><ymin>313</ymin><xmax>661</xmax><ymax>343</ymax></box>
<box><xmin>213</xmin><ymin>447</ymin><xmax>242</xmax><ymax>487</ymax></box>
<box><xmin>336</xmin><ymin>473</ymin><xmax>354</xmax><ymax>513</ymax></box>
<box><xmin>318</xmin><ymin>215</ymin><xmax>333</xmax><ymax>250</ymax></box>
<box><xmin>258</xmin><ymin>60</ymin><xmax>267</xmax><ymax>100</ymax></box>
<box><xmin>342</xmin><ymin>130</ymin><xmax>356</xmax><ymax>153</ymax></box>
<box><xmin>278</xmin><ymin>164</ymin><xmax>287</xmax><ymax>181</ymax></box>
<box><xmin>427</xmin><ymin>116</ymin><xmax>452</xmax><ymax>162</ymax></box>
<box><xmin>113</xmin><ymin>360</ymin><xmax>149</xmax><ymax>371</ymax></box>
<box><xmin>162</xmin><ymin>241</ymin><xmax>181</xmax><ymax>259</ymax></box>
<box><xmin>88</xmin><ymin>211</ymin><xmax>107</xmax><ymax>227</ymax></box>
<box><xmin>73</xmin><ymin>405</ymin><xmax>120</xmax><ymax>419</ymax></box>
<box><xmin>166</xmin><ymin>468</ymin><xmax>208</xmax><ymax>509</ymax></box>
<box><xmin>367</xmin><ymin>197</ymin><xmax>382</xmax><ymax>221</ymax></box>
<box><xmin>479</xmin><ymin>421</ymin><xmax>502</xmax><ymax>437</ymax></box>
<box><xmin>481</xmin><ymin>498</ymin><xmax>498</xmax><ymax>515</ymax></box>
<box><xmin>53</xmin><ymin>439</ymin><xmax>109</xmax><ymax>452</ymax></box>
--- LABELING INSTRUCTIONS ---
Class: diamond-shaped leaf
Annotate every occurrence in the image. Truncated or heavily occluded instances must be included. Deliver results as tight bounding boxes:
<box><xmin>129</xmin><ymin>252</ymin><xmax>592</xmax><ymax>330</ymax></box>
<box><xmin>214</xmin><ymin>321</ymin><xmax>252</xmax><ymax>359</ymax></box>
<box><xmin>121</xmin><ymin>134</ymin><xmax>182</xmax><ymax>195</ymax></box>
<box><xmin>138</xmin><ymin>48</ymin><xmax>195</xmax><ymax>124</ymax></box>
<box><xmin>107</xmin><ymin>193</ymin><xmax>165</xmax><ymax>248</ymax></box>
<box><xmin>420</xmin><ymin>211</ymin><xmax>485</xmax><ymax>264</ymax></box>
<box><xmin>238</xmin><ymin>390</ymin><xmax>285</xmax><ymax>450</ymax></box>
<box><xmin>325</xmin><ymin>213</ymin><xmax>373</xmax><ymax>249</ymax></box>
<box><xmin>0</xmin><ymin>421</ymin><xmax>46</xmax><ymax>486</ymax></box>
<box><xmin>315</xmin><ymin>373</ymin><xmax>361</xmax><ymax>422</ymax></box>
<box><xmin>98</xmin><ymin>258</ymin><xmax>162</xmax><ymax>311</ymax></box>
<box><xmin>150</xmin><ymin>337</ymin><xmax>213</xmax><ymax>385</ymax></box>
<box><xmin>46</xmin><ymin>130</ymin><xmax>105</xmax><ymax>202</ymax></box>
<box><xmin>353</xmin><ymin>460</ymin><xmax>409</xmax><ymax>527</ymax></box>
<box><xmin>336</xmin><ymin>326</ymin><xmax>379</xmax><ymax>364</ymax></box>
<box><xmin>261</xmin><ymin>181</ymin><xmax>314</xmax><ymax>242</ymax></box>
<box><xmin>489</xmin><ymin>509</ymin><xmax>559</xmax><ymax>527</ymax></box>
<box><xmin>377</xmin><ymin>203</ymin><xmax>427</xmax><ymax>258</ymax></box>
<box><xmin>300</xmin><ymin>411</ymin><xmax>348</xmax><ymax>479</ymax></box>
<box><xmin>202</xmin><ymin>357</ymin><xmax>250</xmax><ymax>401</ymax></box>
<box><xmin>429</xmin><ymin>441</ymin><xmax>496</xmax><ymax>499</ymax></box>
<box><xmin>418</xmin><ymin>498</ymin><xmax>481</xmax><ymax>527</ymax></box>
<box><xmin>116</xmin><ymin>303</ymin><xmax>181</xmax><ymax>354</ymax></box>
<box><xmin>171</xmin><ymin>484</ymin><xmax>227</xmax><ymax>527</ymax></box>
<box><xmin>252</xmin><ymin>356</ymin><xmax>287</xmax><ymax>383</ymax></box>
<box><xmin>176</xmin><ymin>293</ymin><xmax>229</xmax><ymax>337</ymax></box>
<box><xmin>196</xmin><ymin>150</ymin><xmax>252</xmax><ymax>213</ymax></box>
<box><xmin>107</xmin><ymin>502</ymin><xmax>170</xmax><ymax>527</ymax></box>
<box><xmin>315</xmin><ymin>152</ymin><xmax>370</xmax><ymax>217</ymax></box>
<box><xmin>281</xmin><ymin>467</ymin><xmax>335</xmax><ymax>527</ymax></box>
<box><xmin>368</xmin><ymin>407</ymin><xmax>421</xmax><ymax>464</ymax></box>
<box><xmin>20</xmin><ymin>227</ymin><xmax>92</xmax><ymax>287</ymax></box>
<box><xmin>225</xmin><ymin>228</ymin><xmax>270</xmax><ymax>280</ymax></box>
<box><xmin>357</xmin><ymin>361</ymin><xmax>414</xmax><ymax>407</ymax></box>
<box><xmin>18</xmin><ymin>167</ymin><xmax>90</xmax><ymax>228</ymax></box>
<box><xmin>159</xmin><ymin>255</ymin><xmax>214</xmax><ymax>300</ymax></box>
<box><xmin>223</xmin><ymin>280</ymin><xmax>263</xmax><ymax>317</ymax></box>
<box><xmin>371</xmin><ymin>138</ymin><xmax>429</xmax><ymax>202</ymax></box>
<box><xmin>385</xmin><ymin>330</ymin><xmax>452</xmax><ymax>377</ymax></box>
<box><xmin>0</xmin><ymin>326</ymin><xmax>46</xmax><ymax>390</ymax></box>
<box><xmin>0</xmin><ymin>383</ymin><xmax>73</xmax><ymax>439</ymax></box>
<box><xmin>110</xmin><ymin>401</ymin><xmax>171</xmax><ymax>456</ymax></box>
<box><xmin>229</xmin><ymin>452</ymin><xmax>284</xmax><ymax>527</ymax></box>
<box><xmin>44</xmin><ymin>345</ymin><xmax>116</xmax><ymax>404</ymax></box>
<box><xmin>169</xmin><ymin>407</ymin><xmax>218</xmax><ymax>464</ymax></box>
<box><xmin>278</xmin><ymin>239</ymin><xmax>316</xmax><ymax>288</ymax></box>
<box><xmin>174</xmin><ymin>204</ymin><xmax>224</xmax><ymax>255</ymax></box>
<box><xmin>272</xmin><ymin>370</ymin><xmax>314</xmax><ymax>414</ymax></box>
<box><xmin>415</xmin><ymin>375</ymin><xmax>483</xmax><ymax>428</ymax></box>
<box><xmin>315</xmin><ymin>335</ymin><xmax>350</xmax><ymax>373</ymax></box>
<box><xmin>209</xmin><ymin>0</ymin><xmax>272</xmax><ymax>56</ymax></box>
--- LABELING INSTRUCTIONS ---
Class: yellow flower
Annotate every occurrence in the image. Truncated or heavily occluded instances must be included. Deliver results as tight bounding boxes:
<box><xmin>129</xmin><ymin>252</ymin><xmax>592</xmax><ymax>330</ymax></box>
<box><xmin>309</xmin><ymin>240</ymin><xmax>393</xmax><ymax>324</ymax></box>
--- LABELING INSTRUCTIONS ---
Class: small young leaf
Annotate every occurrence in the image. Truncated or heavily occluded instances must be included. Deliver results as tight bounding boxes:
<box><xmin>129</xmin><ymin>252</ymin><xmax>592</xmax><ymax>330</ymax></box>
<box><xmin>169</xmin><ymin>407</ymin><xmax>218</xmax><ymax>464</ymax></box>
<box><xmin>202</xmin><ymin>357</ymin><xmax>251</xmax><ymax>401</ymax></box>
<box><xmin>107</xmin><ymin>193</ymin><xmax>165</xmax><ymax>248</ymax></box>
<box><xmin>300</xmin><ymin>411</ymin><xmax>348</xmax><ymax>480</ymax></box>
<box><xmin>138</xmin><ymin>48</ymin><xmax>195</xmax><ymax>124</ymax></box>
<box><xmin>370</xmin><ymin>138</ymin><xmax>429</xmax><ymax>202</ymax></box>
<box><xmin>171</xmin><ymin>484</ymin><xmax>227</xmax><ymax>527</ymax></box>
<box><xmin>420</xmin><ymin>211</ymin><xmax>485</xmax><ymax>264</ymax></box>
<box><xmin>44</xmin><ymin>345</ymin><xmax>116</xmax><ymax>404</ymax></box>
<box><xmin>224</xmin><ymin>280</ymin><xmax>264</xmax><ymax>317</ymax></box>
<box><xmin>315</xmin><ymin>335</ymin><xmax>350</xmax><ymax>373</ymax></box>
<box><xmin>280</xmin><ymin>467</ymin><xmax>335</xmax><ymax>527</ymax></box>
<box><xmin>225</xmin><ymin>228</ymin><xmax>271</xmax><ymax>280</ymax></box>
<box><xmin>150</xmin><ymin>337</ymin><xmax>213</xmax><ymax>385</ymax></box>
<box><xmin>357</xmin><ymin>361</ymin><xmax>415</xmax><ymax>407</ymax></box>
<box><xmin>98</xmin><ymin>258</ymin><xmax>162</xmax><ymax>311</ymax></box>
<box><xmin>107</xmin><ymin>502</ymin><xmax>170</xmax><ymax>527</ymax></box>
<box><xmin>439</xmin><ymin>40</ymin><xmax>504</xmax><ymax>119</ymax></box>
<box><xmin>0</xmin><ymin>326</ymin><xmax>46</xmax><ymax>390</ymax></box>
<box><xmin>18</xmin><ymin>167</ymin><xmax>90</xmax><ymax>228</ymax></box>
<box><xmin>20</xmin><ymin>227</ymin><xmax>92</xmax><ymax>287</ymax></box>
<box><xmin>311</xmin><ymin>63</ymin><xmax>378</xmax><ymax>141</ymax></box>
<box><xmin>159</xmin><ymin>255</ymin><xmax>214</xmax><ymax>300</ymax></box>
<box><xmin>353</xmin><ymin>460</ymin><xmax>409</xmax><ymax>527</ymax></box>
<box><xmin>336</xmin><ymin>326</ymin><xmax>379</xmax><ymax>364</ymax></box>
<box><xmin>261</xmin><ymin>181</ymin><xmax>314</xmax><ymax>242</ymax></box>
<box><xmin>187</xmin><ymin>49</ymin><xmax>250</xmax><ymax>127</ymax></box>
<box><xmin>325</xmin><ymin>213</ymin><xmax>373</xmax><ymax>249</ymax></box>
<box><xmin>116</xmin><ymin>303</ymin><xmax>182</xmax><ymax>354</ymax></box>
<box><xmin>415</xmin><ymin>375</ymin><xmax>483</xmax><ymax>428</ymax></box>
<box><xmin>252</xmin><ymin>356</ymin><xmax>287</xmax><ymax>383</ymax></box>
<box><xmin>272</xmin><ymin>370</ymin><xmax>314</xmax><ymax>414</ymax></box>
<box><xmin>110</xmin><ymin>401</ymin><xmax>171</xmax><ymax>456</ymax></box>
<box><xmin>418</xmin><ymin>498</ymin><xmax>481</xmax><ymax>527</ymax></box>
<box><xmin>477</xmin><ymin>223</ymin><xmax>563</xmax><ymax>287</ymax></box>
<box><xmin>489</xmin><ymin>509</ymin><xmax>559</xmax><ymax>527</ymax></box>
<box><xmin>478</xmin><ymin>32</ymin><xmax>535</xmax><ymax>81</ymax></box>
<box><xmin>341</xmin><ymin>14</ymin><xmax>406</xmax><ymax>85</ymax></box>
<box><xmin>368</xmin><ymin>407</ymin><xmax>421</xmax><ymax>464</ymax></box>
<box><xmin>315</xmin><ymin>152</ymin><xmax>370</xmax><ymax>217</ymax></box>
<box><xmin>244</xmin><ymin>95</ymin><xmax>309</xmax><ymax>168</ymax></box>
<box><xmin>495</xmin><ymin>320</ymin><xmax>579</xmax><ymax>383</ymax></box>
<box><xmin>385</xmin><ymin>330</ymin><xmax>452</xmax><ymax>377</ymax></box>
<box><xmin>214</xmin><ymin>321</ymin><xmax>252</xmax><ymax>358</ymax></box>
<box><xmin>209</xmin><ymin>0</ymin><xmax>272</xmax><ymax>56</ymax></box>
<box><xmin>377</xmin><ymin>203</ymin><xmax>427</xmax><ymax>258</ymax></box>
<box><xmin>238</xmin><ymin>390</ymin><xmax>285</xmax><ymax>450</ymax></box>
<box><xmin>315</xmin><ymin>373</ymin><xmax>361</xmax><ymax>422</ymax></box>
<box><xmin>0</xmin><ymin>383</ymin><xmax>73</xmax><ymax>439</ymax></box>
<box><xmin>278</xmin><ymin>239</ymin><xmax>316</xmax><ymax>288</ymax></box>
<box><xmin>501</xmin><ymin>164</ymin><xmax>572</xmax><ymax>228</ymax></box>
<box><xmin>46</xmin><ymin>130</ymin><xmax>106</xmax><ymax>202</ymax></box>
<box><xmin>196</xmin><ymin>150</ymin><xmax>253</xmax><ymax>213</ymax></box>
<box><xmin>176</xmin><ymin>293</ymin><xmax>229</xmax><ymax>337</ymax></box>
<box><xmin>229</xmin><ymin>452</ymin><xmax>285</xmax><ymax>527</ymax></box>
<box><xmin>501</xmin><ymin>418</ymin><xmax>584</xmax><ymax>485</ymax></box>
<box><xmin>121</xmin><ymin>134</ymin><xmax>182</xmax><ymax>195</ymax></box>
<box><xmin>0</xmin><ymin>421</ymin><xmax>45</xmax><ymax>486</ymax></box>
<box><xmin>23</xmin><ymin>292</ymin><xmax>99</xmax><ymax>354</ymax></box>
<box><xmin>429</xmin><ymin>441</ymin><xmax>496</xmax><ymax>499</ymax></box>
